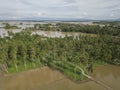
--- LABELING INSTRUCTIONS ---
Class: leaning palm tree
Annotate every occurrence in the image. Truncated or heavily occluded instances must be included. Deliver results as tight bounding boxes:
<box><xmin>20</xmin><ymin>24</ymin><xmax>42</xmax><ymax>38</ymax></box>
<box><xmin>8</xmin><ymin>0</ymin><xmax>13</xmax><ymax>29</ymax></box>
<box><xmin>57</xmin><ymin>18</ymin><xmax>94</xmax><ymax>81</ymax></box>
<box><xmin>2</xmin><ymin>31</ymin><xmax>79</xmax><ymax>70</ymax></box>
<box><xmin>20</xmin><ymin>43</ymin><xmax>27</xmax><ymax>70</ymax></box>
<box><xmin>0</xmin><ymin>48</ymin><xmax>8</xmax><ymax>73</ymax></box>
<box><xmin>9</xmin><ymin>44</ymin><xmax>18</xmax><ymax>72</ymax></box>
<box><xmin>13</xmin><ymin>46</ymin><xmax>18</xmax><ymax>72</ymax></box>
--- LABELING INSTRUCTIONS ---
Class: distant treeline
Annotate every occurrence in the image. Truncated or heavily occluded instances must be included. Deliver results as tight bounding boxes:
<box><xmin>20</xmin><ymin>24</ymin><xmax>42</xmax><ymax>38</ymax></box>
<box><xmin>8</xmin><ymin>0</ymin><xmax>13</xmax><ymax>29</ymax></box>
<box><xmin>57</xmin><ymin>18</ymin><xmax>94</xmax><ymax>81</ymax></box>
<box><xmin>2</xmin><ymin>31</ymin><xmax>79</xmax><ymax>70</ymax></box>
<box><xmin>57</xmin><ymin>23</ymin><xmax>120</xmax><ymax>36</ymax></box>
<box><xmin>33</xmin><ymin>23</ymin><xmax>120</xmax><ymax>36</ymax></box>
<box><xmin>93</xmin><ymin>21</ymin><xmax>120</xmax><ymax>25</ymax></box>
<box><xmin>3</xmin><ymin>23</ymin><xmax>19</xmax><ymax>29</ymax></box>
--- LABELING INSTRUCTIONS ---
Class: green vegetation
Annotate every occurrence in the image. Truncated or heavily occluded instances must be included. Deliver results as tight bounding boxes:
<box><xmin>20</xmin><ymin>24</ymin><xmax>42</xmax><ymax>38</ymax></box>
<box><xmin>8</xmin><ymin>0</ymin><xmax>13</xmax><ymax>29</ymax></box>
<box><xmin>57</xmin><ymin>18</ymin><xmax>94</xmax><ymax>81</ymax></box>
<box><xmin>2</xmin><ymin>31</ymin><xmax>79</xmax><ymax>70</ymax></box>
<box><xmin>0</xmin><ymin>24</ymin><xmax>120</xmax><ymax>81</ymax></box>
<box><xmin>7</xmin><ymin>59</ymin><xmax>43</xmax><ymax>74</ymax></box>
<box><xmin>57</xmin><ymin>23</ymin><xmax>120</xmax><ymax>36</ymax></box>
<box><xmin>93</xmin><ymin>21</ymin><xmax>120</xmax><ymax>25</ymax></box>
<box><xmin>48</xmin><ymin>60</ymin><xmax>87</xmax><ymax>80</ymax></box>
<box><xmin>4</xmin><ymin>23</ymin><xmax>19</xmax><ymax>29</ymax></box>
<box><xmin>32</xmin><ymin>23</ymin><xmax>120</xmax><ymax>36</ymax></box>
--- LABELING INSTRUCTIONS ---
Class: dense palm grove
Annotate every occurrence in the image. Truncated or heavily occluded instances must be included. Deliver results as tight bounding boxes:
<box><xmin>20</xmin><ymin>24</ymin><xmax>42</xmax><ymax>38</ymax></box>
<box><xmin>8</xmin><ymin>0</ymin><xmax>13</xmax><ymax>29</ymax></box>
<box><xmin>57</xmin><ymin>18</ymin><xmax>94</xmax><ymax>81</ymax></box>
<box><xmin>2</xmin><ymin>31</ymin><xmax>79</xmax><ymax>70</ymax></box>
<box><xmin>0</xmin><ymin>23</ymin><xmax>120</xmax><ymax>80</ymax></box>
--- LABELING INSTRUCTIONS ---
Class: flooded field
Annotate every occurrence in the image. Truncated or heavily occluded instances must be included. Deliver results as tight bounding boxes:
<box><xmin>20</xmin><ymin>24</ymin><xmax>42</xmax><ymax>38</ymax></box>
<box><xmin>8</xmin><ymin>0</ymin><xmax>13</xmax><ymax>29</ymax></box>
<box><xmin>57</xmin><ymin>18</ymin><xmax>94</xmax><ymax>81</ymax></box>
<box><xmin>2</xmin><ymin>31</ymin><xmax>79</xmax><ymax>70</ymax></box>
<box><xmin>32</xmin><ymin>30</ymin><xmax>96</xmax><ymax>38</ymax></box>
<box><xmin>0</xmin><ymin>29</ymin><xmax>22</xmax><ymax>37</ymax></box>
<box><xmin>0</xmin><ymin>65</ymin><xmax>120</xmax><ymax>90</ymax></box>
<box><xmin>0</xmin><ymin>22</ymin><xmax>96</xmax><ymax>38</ymax></box>
<box><xmin>0</xmin><ymin>28</ymin><xmax>96</xmax><ymax>38</ymax></box>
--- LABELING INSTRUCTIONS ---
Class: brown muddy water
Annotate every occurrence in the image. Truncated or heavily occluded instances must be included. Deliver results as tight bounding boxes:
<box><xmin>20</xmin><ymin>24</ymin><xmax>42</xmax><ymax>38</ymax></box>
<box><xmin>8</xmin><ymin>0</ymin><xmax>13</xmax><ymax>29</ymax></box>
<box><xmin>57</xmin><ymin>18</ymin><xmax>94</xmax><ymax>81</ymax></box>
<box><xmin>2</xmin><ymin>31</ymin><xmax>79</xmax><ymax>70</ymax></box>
<box><xmin>0</xmin><ymin>65</ymin><xmax>120</xmax><ymax>90</ymax></box>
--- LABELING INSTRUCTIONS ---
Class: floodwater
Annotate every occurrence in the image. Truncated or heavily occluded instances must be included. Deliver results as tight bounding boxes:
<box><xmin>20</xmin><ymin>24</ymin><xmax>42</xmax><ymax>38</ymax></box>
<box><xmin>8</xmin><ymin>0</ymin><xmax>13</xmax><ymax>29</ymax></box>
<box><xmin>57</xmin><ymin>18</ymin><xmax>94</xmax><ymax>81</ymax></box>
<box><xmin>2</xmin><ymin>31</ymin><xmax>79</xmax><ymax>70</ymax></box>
<box><xmin>0</xmin><ymin>28</ymin><xmax>96</xmax><ymax>38</ymax></box>
<box><xmin>0</xmin><ymin>65</ymin><xmax>120</xmax><ymax>90</ymax></box>
<box><xmin>0</xmin><ymin>29</ymin><xmax>21</xmax><ymax>37</ymax></box>
<box><xmin>32</xmin><ymin>30</ymin><xmax>81</xmax><ymax>38</ymax></box>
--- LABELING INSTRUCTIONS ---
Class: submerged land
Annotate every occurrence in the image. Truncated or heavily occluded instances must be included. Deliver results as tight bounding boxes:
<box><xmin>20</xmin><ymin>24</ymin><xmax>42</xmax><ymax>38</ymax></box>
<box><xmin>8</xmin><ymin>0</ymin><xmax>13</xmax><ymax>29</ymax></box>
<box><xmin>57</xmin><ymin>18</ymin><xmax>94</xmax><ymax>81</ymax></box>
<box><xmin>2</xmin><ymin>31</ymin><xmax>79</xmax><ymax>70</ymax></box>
<box><xmin>0</xmin><ymin>65</ymin><xmax>120</xmax><ymax>90</ymax></box>
<box><xmin>0</xmin><ymin>20</ymin><xmax>120</xmax><ymax>90</ymax></box>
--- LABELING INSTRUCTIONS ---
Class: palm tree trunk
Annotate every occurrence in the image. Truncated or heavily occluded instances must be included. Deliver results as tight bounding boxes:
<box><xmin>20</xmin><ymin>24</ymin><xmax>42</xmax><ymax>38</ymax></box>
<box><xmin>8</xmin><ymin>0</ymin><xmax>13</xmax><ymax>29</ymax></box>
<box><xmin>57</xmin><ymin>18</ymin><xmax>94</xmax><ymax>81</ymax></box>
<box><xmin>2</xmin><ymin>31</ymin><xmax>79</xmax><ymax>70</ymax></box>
<box><xmin>24</xmin><ymin>61</ymin><xmax>27</xmax><ymax>70</ymax></box>
<box><xmin>14</xmin><ymin>63</ymin><xmax>18</xmax><ymax>72</ymax></box>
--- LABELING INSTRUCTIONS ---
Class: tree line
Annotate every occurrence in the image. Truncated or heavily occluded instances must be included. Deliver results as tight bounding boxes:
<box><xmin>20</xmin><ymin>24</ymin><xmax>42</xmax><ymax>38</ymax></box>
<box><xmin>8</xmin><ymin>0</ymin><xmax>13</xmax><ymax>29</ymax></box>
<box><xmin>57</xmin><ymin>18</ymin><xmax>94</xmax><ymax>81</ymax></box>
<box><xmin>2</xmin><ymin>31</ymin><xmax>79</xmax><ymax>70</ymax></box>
<box><xmin>57</xmin><ymin>23</ymin><xmax>120</xmax><ymax>36</ymax></box>
<box><xmin>32</xmin><ymin>23</ymin><xmax>120</xmax><ymax>36</ymax></box>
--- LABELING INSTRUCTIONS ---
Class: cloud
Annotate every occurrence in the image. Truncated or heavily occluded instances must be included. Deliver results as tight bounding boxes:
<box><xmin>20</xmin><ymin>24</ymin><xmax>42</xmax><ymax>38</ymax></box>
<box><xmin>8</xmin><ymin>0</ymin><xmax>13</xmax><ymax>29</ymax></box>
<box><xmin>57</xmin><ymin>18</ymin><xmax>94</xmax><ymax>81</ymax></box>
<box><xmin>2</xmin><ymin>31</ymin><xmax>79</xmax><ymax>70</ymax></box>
<box><xmin>0</xmin><ymin>0</ymin><xmax>120</xmax><ymax>20</ymax></box>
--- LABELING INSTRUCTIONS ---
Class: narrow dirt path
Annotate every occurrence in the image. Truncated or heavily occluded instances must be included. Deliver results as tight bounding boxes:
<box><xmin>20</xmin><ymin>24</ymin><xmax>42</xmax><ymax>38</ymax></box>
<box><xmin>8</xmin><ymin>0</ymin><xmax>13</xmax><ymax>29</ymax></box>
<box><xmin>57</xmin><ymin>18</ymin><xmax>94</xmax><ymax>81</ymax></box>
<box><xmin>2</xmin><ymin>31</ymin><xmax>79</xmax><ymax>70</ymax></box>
<box><xmin>76</xmin><ymin>66</ymin><xmax>113</xmax><ymax>90</ymax></box>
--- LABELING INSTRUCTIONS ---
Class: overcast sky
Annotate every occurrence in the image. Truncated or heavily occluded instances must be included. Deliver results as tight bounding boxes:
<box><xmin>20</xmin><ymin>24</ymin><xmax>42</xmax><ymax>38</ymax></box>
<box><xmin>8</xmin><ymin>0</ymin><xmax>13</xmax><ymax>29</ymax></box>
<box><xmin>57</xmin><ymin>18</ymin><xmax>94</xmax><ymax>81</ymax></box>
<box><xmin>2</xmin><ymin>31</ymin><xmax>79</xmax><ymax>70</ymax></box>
<box><xmin>0</xmin><ymin>0</ymin><xmax>120</xmax><ymax>20</ymax></box>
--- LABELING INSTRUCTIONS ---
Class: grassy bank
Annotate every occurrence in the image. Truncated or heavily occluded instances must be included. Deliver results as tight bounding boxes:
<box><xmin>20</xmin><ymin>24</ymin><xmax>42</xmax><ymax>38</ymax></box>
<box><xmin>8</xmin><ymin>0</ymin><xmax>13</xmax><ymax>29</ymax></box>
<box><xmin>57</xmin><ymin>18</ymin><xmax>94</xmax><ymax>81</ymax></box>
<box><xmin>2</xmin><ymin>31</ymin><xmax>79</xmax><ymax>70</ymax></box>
<box><xmin>7</xmin><ymin>60</ymin><xmax>86</xmax><ymax>81</ymax></box>
<box><xmin>7</xmin><ymin>59</ymin><xmax>106</xmax><ymax>81</ymax></box>
<box><xmin>48</xmin><ymin>62</ymin><xmax>86</xmax><ymax>81</ymax></box>
<box><xmin>7</xmin><ymin>59</ymin><xmax>43</xmax><ymax>74</ymax></box>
